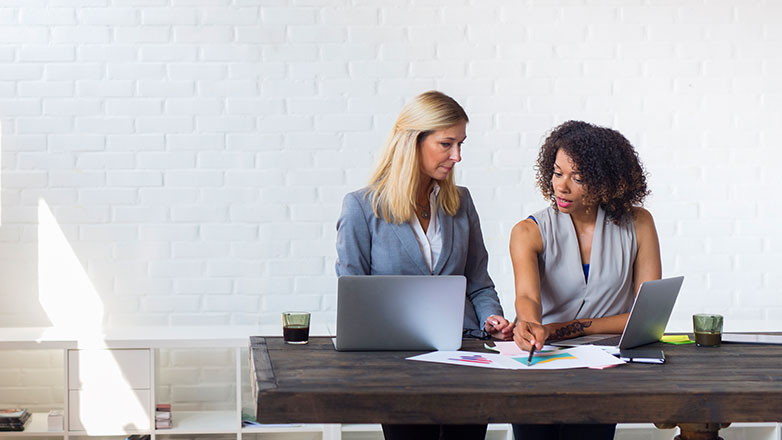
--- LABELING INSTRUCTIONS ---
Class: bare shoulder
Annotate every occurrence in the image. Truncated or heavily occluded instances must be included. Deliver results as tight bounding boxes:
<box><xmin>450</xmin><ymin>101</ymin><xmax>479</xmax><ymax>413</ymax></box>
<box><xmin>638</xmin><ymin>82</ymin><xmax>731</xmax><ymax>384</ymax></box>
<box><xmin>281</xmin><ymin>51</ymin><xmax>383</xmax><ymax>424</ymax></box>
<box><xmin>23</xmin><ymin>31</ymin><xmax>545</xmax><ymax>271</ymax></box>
<box><xmin>510</xmin><ymin>218</ymin><xmax>543</xmax><ymax>253</ymax></box>
<box><xmin>631</xmin><ymin>207</ymin><xmax>659</xmax><ymax>244</ymax></box>
<box><xmin>631</xmin><ymin>206</ymin><xmax>656</xmax><ymax>229</ymax></box>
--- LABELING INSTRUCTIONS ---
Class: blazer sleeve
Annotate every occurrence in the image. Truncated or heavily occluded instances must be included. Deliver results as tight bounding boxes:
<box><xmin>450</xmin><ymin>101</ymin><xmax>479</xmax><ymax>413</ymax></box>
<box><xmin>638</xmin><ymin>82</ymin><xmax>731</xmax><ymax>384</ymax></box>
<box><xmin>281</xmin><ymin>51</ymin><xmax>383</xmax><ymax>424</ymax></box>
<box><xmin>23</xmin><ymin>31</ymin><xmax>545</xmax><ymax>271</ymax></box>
<box><xmin>462</xmin><ymin>188</ymin><xmax>505</xmax><ymax>327</ymax></box>
<box><xmin>335</xmin><ymin>191</ymin><xmax>372</xmax><ymax>276</ymax></box>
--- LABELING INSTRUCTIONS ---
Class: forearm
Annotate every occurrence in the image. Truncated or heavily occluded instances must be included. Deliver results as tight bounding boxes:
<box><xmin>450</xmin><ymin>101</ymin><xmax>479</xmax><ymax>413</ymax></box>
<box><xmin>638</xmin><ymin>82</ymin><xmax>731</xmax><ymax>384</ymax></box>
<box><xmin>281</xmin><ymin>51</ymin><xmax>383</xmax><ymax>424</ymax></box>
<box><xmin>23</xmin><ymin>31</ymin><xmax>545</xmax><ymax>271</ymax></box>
<box><xmin>545</xmin><ymin>313</ymin><xmax>629</xmax><ymax>340</ymax></box>
<box><xmin>514</xmin><ymin>296</ymin><xmax>542</xmax><ymax>324</ymax></box>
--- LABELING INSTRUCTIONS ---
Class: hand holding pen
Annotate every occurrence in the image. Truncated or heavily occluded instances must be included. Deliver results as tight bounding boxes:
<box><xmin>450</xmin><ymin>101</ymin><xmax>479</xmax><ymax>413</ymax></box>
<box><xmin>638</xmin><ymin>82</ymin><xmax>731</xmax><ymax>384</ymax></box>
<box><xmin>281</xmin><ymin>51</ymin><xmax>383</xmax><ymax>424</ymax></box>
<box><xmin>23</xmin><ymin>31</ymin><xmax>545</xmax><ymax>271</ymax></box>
<box><xmin>513</xmin><ymin>319</ymin><xmax>548</xmax><ymax>358</ymax></box>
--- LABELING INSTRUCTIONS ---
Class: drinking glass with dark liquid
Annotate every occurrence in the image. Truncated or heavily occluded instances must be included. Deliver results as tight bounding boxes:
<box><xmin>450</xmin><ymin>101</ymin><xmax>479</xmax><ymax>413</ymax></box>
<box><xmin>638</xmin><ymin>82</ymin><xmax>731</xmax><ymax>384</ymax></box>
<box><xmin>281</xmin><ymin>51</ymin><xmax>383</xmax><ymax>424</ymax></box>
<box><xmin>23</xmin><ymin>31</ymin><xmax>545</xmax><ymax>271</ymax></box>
<box><xmin>282</xmin><ymin>312</ymin><xmax>310</xmax><ymax>344</ymax></box>
<box><xmin>693</xmin><ymin>314</ymin><xmax>723</xmax><ymax>347</ymax></box>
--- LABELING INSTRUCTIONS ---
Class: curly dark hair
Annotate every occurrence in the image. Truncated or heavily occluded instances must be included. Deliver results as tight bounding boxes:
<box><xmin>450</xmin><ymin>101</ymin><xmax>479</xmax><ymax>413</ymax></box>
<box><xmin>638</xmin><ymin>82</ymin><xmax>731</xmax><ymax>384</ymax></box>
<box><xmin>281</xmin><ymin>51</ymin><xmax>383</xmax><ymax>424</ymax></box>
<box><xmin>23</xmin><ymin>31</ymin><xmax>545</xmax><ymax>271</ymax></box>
<box><xmin>535</xmin><ymin>120</ymin><xmax>650</xmax><ymax>224</ymax></box>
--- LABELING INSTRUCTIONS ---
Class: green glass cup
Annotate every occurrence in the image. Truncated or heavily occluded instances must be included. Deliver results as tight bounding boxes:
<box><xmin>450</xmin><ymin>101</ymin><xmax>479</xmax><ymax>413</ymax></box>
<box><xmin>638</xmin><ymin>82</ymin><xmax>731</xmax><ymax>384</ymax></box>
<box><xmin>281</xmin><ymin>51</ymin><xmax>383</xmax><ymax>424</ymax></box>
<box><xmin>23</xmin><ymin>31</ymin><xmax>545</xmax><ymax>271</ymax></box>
<box><xmin>693</xmin><ymin>314</ymin><xmax>723</xmax><ymax>347</ymax></box>
<box><xmin>282</xmin><ymin>311</ymin><xmax>310</xmax><ymax>344</ymax></box>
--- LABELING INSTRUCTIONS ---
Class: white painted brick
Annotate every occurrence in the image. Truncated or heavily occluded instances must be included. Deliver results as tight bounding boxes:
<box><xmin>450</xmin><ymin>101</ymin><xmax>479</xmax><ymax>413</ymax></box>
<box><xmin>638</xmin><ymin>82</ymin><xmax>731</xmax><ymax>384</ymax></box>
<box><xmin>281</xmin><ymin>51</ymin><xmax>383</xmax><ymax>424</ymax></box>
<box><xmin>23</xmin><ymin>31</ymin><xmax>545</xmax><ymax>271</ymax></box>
<box><xmin>0</xmin><ymin>99</ymin><xmax>41</xmax><ymax>116</ymax></box>
<box><xmin>108</xmin><ymin>171</ymin><xmax>163</xmax><ymax>187</ymax></box>
<box><xmin>347</xmin><ymin>25</ymin><xmax>405</xmax><ymax>44</ymax></box>
<box><xmin>314</xmin><ymin>114</ymin><xmax>371</xmax><ymax>132</ymax></box>
<box><xmin>229</xmin><ymin>203</ymin><xmax>287</xmax><ymax>222</ymax></box>
<box><xmin>227</xmin><ymin>133</ymin><xmax>282</xmax><ymax>150</ymax></box>
<box><xmin>79</xmin><ymin>224</ymin><xmax>138</xmax><ymax>242</ymax></box>
<box><xmin>259</xmin><ymin>6</ymin><xmax>316</xmax><ymax>24</ymax></box>
<box><xmin>76</xmin><ymin>80</ymin><xmax>134</xmax><ymax>97</ymax></box>
<box><xmin>166</xmin><ymin>98</ymin><xmax>223</xmax><ymax>115</ymax></box>
<box><xmin>262</xmin><ymin>292</ymin><xmax>322</xmax><ymax>310</ymax></box>
<box><xmin>149</xmin><ymin>260</ymin><xmax>205</xmax><ymax>279</ymax></box>
<box><xmin>257</xmin><ymin>115</ymin><xmax>312</xmax><ymax>132</ymax></box>
<box><xmin>137</xmin><ymin>116</ymin><xmax>194</xmax><ymax>133</ymax></box>
<box><xmin>381</xmin><ymin>7</ymin><xmax>438</xmax><ymax>26</ymax></box>
<box><xmin>141</xmin><ymin>8</ymin><xmax>198</xmax><ymax>25</ymax></box>
<box><xmin>52</xmin><ymin>26</ymin><xmax>111</xmax><ymax>43</ymax></box>
<box><xmin>172</xmin><ymin>241</ymin><xmax>230</xmax><ymax>258</ymax></box>
<box><xmin>197</xmin><ymin>116</ymin><xmax>255</xmax><ymax>132</ymax></box>
<box><xmin>232</xmin><ymin>240</ymin><xmax>289</xmax><ymax>260</ymax></box>
<box><xmin>198</xmin><ymin>80</ymin><xmax>258</xmax><ymax>97</ymax></box>
<box><xmin>174</xmin><ymin>26</ymin><xmax>234</xmax><ymax>43</ymax></box>
<box><xmin>112</xmin><ymin>207</ymin><xmax>168</xmax><ymax>224</ymax></box>
<box><xmin>17</xmin><ymin>81</ymin><xmax>73</xmax><ymax>97</ymax></box>
<box><xmin>105</xmin><ymin>98</ymin><xmax>162</xmax><ymax>116</ymax></box>
<box><xmin>168</xmin><ymin>63</ymin><xmax>227</xmax><ymax>80</ymax></box>
<box><xmin>0</xmin><ymin>27</ymin><xmax>48</xmax><ymax>43</ymax></box>
<box><xmin>288</xmin><ymin>25</ymin><xmax>345</xmax><ymax>43</ymax></box>
<box><xmin>45</xmin><ymin>63</ymin><xmax>103</xmax><ymax>80</ymax></box>
<box><xmin>44</xmin><ymin>98</ymin><xmax>100</xmax><ymax>116</ymax></box>
<box><xmin>107</xmin><ymin>63</ymin><xmax>166</xmax><ymax>80</ymax></box>
<box><xmin>207</xmin><ymin>260</ymin><xmax>263</xmax><ymax>277</ymax></box>
<box><xmin>171</xmin><ymin>206</ymin><xmax>227</xmax><ymax>221</ymax></box>
<box><xmin>225</xmin><ymin>98</ymin><xmax>283</xmax><ymax>115</ymax></box>
<box><xmin>139</xmin><ymin>45</ymin><xmax>199</xmax><ymax>61</ymax></box>
<box><xmin>17</xmin><ymin>152</ymin><xmax>73</xmax><ymax>170</ymax></box>
<box><xmin>77</xmin><ymin>45</ymin><xmax>138</xmax><ymax>61</ymax></box>
<box><xmin>169</xmin><ymin>314</ymin><xmax>230</xmax><ymax>326</ymax></box>
<box><xmin>108</xmin><ymin>134</ymin><xmax>166</xmax><ymax>151</ymax></box>
<box><xmin>16</xmin><ymin>116</ymin><xmax>72</xmax><ymax>134</ymax></box>
<box><xmin>19</xmin><ymin>7</ymin><xmax>76</xmax><ymax>25</ymax></box>
<box><xmin>287</xmin><ymin>133</ymin><xmax>343</xmax><ymax>151</ymax></box>
<box><xmin>19</xmin><ymin>45</ymin><xmax>75</xmax><ymax>62</ymax></box>
<box><xmin>141</xmin><ymin>296</ymin><xmax>200</xmax><ymax>313</ymax></box>
<box><xmin>236</xmin><ymin>26</ymin><xmax>286</xmax><ymax>44</ymax></box>
<box><xmin>134</xmin><ymin>152</ymin><xmax>195</xmax><ymax>169</ymax></box>
<box><xmin>78</xmin><ymin>7</ymin><xmax>139</xmax><ymax>25</ymax></box>
<box><xmin>201</xmin><ymin>45</ymin><xmax>262</xmax><ymax>63</ymax></box>
<box><xmin>76</xmin><ymin>117</ymin><xmax>135</xmax><ymax>134</ymax></box>
<box><xmin>202</xmin><ymin>7</ymin><xmax>259</xmax><ymax>25</ymax></box>
<box><xmin>348</xmin><ymin>60</ymin><xmax>408</xmax><ymax>79</ymax></box>
<box><xmin>225</xmin><ymin>170</ymin><xmax>284</xmax><ymax>187</ymax></box>
<box><xmin>166</xmin><ymin>171</ymin><xmax>223</xmax><ymax>187</ymax></box>
<box><xmin>196</xmin><ymin>151</ymin><xmax>255</xmax><ymax>169</ymax></box>
<box><xmin>79</xmin><ymin>188</ymin><xmax>137</xmax><ymax>204</ymax></box>
<box><xmin>174</xmin><ymin>278</ymin><xmax>232</xmax><ymax>294</ymax></box>
<box><xmin>323</xmin><ymin>7</ymin><xmax>377</xmax><ymax>25</ymax></box>
<box><xmin>203</xmin><ymin>295</ymin><xmax>258</xmax><ymax>312</ymax></box>
<box><xmin>139</xmin><ymin>80</ymin><xmax>195</xmax><ymax>97</ymax></box>
<box><xmin>168</xmin><ymin>134</ymin><xmax>227</xmax><ymax>151</ymax></box>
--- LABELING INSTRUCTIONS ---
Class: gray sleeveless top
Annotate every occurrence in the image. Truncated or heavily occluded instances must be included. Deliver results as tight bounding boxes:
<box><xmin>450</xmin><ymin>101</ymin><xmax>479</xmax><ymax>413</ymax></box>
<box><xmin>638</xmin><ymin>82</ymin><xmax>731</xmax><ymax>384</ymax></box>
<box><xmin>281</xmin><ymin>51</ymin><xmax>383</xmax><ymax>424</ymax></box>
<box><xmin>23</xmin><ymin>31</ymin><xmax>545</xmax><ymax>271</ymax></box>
<box><xmin>532</xmin><ymin>206</ymin><xmax>637</xmax><ymax>324</ymax></box>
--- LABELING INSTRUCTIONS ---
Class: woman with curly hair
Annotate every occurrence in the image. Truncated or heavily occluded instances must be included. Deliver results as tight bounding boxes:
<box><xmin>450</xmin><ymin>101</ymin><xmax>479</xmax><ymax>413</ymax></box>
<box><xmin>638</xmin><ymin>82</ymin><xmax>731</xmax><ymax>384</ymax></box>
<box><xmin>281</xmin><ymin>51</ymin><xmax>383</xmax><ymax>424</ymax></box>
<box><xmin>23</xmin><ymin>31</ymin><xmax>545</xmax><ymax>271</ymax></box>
<box><xmin>510</xmin><ymin>120</ymin><xmax>662</xmax><ymax>440</ymax></box>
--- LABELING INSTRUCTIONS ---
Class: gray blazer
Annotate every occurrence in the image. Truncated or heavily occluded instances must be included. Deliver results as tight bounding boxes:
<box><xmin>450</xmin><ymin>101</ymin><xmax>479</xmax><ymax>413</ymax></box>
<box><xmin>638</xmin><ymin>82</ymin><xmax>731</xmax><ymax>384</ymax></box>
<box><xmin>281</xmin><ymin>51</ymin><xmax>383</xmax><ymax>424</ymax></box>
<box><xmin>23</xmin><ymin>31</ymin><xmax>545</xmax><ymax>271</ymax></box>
<box><xmin>335</xmin><ymin>186</ymin><xmax>504</xmax><ymax>333</ymax></box>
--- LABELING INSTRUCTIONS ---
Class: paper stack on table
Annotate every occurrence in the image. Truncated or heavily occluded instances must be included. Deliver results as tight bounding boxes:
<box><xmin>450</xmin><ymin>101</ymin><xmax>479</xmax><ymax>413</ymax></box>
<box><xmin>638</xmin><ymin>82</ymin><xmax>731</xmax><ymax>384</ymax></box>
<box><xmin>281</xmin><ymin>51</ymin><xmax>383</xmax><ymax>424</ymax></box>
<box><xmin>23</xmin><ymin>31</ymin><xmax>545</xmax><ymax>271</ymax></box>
<box><xmin>408</xmin><ymin>343</ymin><xmax>625</xmax><ymax>370</ymax></box>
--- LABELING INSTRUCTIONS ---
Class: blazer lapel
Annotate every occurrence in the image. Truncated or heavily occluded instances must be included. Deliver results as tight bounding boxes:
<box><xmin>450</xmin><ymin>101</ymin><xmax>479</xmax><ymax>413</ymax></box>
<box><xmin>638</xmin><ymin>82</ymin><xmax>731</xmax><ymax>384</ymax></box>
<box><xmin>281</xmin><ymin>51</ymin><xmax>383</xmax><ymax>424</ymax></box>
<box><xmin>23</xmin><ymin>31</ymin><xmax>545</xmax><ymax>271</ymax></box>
<box><xmin>433</xmin><ymin>208</ymin><xmax>453</xmax><ymax>275</ymax></box>
<box><xmin>390</xmin><ymin>222</ymin><xmax>431</xmax><ymax>275</ymax></box>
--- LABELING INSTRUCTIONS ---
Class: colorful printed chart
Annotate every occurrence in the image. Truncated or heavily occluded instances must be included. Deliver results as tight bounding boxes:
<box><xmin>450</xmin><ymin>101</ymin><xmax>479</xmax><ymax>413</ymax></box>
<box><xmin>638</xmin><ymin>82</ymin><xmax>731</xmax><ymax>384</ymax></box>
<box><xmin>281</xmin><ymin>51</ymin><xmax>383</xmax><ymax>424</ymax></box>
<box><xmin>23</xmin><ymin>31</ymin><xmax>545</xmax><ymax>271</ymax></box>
<box><xmin>407</xmin><ymin>345</ymin><xmax>624</xmax><ymax>370</ymax></box>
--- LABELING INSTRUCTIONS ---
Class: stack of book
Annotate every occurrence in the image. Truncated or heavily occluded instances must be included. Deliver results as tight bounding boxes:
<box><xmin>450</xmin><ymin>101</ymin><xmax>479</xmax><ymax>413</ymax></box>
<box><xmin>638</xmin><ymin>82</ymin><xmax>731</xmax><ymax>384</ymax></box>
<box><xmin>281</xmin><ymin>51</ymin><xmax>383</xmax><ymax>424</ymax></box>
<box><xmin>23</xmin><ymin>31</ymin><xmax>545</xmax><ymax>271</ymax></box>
<box><xmin>155</xmin><ymin>404</ymin><xmax>171</xmax><ymax>429</ymax></box>
<box><xmin>47</xmin><ymin>410</ymin><xmax>63</xmax><ymax>431</ymax></box>
<box><xmin>0</xmin><ymin>408</ymin><xmax>31</xmax><ymax>432</ymax></box>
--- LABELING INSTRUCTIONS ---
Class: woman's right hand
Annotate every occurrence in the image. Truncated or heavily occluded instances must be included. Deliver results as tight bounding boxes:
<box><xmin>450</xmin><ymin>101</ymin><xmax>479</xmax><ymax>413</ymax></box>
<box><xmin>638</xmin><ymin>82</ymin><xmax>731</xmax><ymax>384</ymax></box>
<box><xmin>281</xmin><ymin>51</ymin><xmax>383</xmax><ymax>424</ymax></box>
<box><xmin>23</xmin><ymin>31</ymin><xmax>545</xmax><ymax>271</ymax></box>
<box><xmin>513</xmin><ymin>320</ymin><xmax>549</xmax><ymax>352</ymax></box>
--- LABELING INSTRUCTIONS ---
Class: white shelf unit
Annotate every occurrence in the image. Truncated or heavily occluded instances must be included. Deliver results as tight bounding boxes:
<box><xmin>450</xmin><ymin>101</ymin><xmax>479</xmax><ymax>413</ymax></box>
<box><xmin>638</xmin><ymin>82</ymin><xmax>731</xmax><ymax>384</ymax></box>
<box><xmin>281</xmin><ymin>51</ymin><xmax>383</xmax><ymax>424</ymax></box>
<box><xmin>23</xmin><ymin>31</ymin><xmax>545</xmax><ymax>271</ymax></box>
<box><xmin>1</xmin><ymin>326</ymin><xmax>780</xmax><ymax>440</ymax></box>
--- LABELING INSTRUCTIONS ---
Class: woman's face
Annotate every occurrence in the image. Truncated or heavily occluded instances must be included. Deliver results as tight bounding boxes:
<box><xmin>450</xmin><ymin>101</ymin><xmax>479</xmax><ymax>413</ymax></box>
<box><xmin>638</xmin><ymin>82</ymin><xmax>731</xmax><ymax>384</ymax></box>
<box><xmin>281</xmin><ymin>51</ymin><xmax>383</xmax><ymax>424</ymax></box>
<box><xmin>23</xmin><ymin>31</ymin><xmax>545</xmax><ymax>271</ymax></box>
<box><xmin>418</xmin><ymin>122</ymin><xmax>466</xmax><ymax>182</ymax></box>
<box><xmin>551</xmin><ymin>148</ymin><xmax>588</xmax><ymax>213</ymax></box>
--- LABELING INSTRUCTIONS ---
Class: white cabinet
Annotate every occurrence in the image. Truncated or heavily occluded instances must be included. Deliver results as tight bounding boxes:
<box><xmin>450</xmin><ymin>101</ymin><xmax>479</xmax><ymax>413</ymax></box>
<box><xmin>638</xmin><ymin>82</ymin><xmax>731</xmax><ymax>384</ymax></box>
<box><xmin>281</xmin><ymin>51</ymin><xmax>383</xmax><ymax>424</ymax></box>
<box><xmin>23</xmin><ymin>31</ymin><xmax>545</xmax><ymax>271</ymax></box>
<box><xmin>68</xmin><ymin>349</ymin><xmax>152</xmax><ymax>434</ymax></box>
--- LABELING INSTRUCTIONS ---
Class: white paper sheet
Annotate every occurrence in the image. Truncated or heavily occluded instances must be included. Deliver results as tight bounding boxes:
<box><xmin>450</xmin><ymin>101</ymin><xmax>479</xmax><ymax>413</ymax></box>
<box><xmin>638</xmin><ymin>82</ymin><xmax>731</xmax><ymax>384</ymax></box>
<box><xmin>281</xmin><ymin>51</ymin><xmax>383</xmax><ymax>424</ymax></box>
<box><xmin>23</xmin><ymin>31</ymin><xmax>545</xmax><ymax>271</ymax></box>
<box><xmin>407</xmin><ymin>345</ymin><xmax>625</xmax><ymax>370</ymax></box>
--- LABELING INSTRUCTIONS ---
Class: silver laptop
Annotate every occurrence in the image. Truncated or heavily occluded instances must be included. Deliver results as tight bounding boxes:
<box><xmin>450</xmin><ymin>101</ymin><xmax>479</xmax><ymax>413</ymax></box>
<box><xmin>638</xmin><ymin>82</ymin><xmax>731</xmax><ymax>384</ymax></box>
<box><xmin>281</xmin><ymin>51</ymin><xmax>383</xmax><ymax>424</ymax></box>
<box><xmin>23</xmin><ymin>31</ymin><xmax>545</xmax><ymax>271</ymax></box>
<box><xmin>334</xmin><ymin>275</ymin><xmax>466</xmax><ymax>351</ymax></box>
<box><xmin>551</xmin><ymin>276</ymin><xmax>684</xmax><ymax>350</ymax></box>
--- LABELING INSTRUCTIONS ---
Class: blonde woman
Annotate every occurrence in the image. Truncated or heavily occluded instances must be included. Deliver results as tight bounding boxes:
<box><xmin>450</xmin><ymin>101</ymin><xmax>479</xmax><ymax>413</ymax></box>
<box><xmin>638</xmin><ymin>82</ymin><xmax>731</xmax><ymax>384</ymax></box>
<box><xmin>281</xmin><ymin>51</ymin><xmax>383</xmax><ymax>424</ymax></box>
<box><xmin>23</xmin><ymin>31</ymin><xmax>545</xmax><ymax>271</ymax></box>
<box><xmin>335</xmin><ymin>91</ymin><xmax>511</xmax><ymax>440</ymax></box>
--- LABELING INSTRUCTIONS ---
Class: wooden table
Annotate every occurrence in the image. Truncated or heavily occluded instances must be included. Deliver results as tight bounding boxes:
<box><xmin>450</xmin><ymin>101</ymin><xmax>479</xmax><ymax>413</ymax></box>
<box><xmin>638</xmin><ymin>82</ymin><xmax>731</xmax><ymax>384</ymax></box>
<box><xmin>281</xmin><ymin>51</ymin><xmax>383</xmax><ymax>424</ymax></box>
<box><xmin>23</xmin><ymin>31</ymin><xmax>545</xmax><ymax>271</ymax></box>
<box><xmin>250</xmin><ymin>336</ymin><xmax>782</xmax><ymax>440</ymax></box>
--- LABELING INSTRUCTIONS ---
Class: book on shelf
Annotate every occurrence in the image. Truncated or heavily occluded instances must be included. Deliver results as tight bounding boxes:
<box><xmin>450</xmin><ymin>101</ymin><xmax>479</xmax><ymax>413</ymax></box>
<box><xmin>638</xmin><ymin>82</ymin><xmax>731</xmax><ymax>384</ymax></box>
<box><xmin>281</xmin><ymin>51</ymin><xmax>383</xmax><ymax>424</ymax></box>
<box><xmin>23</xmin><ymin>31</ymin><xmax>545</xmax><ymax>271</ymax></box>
<box><xmin>155</xmin><ymin>403</ymin><xmax>172</xmax><ymax>429</ymax></box>
<box><xmin>47</xmin><ymin>410</ymin><xmax>64</xmax><ymax>431</ymax></box>
<box><xmin>0</xmin><ymin>408</ymin><xmax>31</xmax><ymax>432</ymax></box>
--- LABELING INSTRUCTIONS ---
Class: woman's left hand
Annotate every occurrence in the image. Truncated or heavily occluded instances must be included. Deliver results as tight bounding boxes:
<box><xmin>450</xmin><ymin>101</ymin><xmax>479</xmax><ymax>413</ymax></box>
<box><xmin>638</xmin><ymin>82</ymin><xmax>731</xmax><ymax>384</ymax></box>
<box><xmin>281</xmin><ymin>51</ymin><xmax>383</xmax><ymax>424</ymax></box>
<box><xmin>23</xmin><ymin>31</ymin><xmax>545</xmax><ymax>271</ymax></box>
<box><xmin>484</xmin><ymin>315</ymin><xmax>514</xmax><ymax>340</ymax></box>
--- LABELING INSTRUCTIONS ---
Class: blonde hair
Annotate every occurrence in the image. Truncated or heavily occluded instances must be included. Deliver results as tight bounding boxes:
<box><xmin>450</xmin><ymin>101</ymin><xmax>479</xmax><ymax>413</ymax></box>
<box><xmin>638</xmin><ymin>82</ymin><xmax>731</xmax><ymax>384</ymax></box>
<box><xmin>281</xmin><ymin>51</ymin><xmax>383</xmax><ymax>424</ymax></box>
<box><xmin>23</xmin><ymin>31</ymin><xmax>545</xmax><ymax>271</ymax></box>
<box><xmin>368</xmin><ymin>90</ymin><xmax>468</xmax><ymax>224</ymax></box>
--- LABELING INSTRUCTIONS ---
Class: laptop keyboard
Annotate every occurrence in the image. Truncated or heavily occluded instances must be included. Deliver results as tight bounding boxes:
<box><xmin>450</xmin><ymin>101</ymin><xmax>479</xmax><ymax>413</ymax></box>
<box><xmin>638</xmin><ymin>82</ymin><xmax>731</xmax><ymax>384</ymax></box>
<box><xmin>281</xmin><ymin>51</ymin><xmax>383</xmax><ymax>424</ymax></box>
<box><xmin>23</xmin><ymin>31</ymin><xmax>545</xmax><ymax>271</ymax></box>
<box><xmin>592</xmin><ymin>335</ymin><xmax>622</xmax><ymax>346</ymax></box>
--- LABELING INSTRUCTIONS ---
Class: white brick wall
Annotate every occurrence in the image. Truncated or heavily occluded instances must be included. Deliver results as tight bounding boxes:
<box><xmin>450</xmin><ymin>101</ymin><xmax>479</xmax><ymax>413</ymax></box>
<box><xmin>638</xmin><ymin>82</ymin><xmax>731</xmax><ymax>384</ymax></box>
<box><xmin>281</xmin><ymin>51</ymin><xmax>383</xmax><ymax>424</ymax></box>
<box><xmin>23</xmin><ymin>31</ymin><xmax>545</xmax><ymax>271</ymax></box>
<box><xmin>1</xmin><ymin>0</ymin><xmax>782</xmax><ymax>407</ymax></box>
